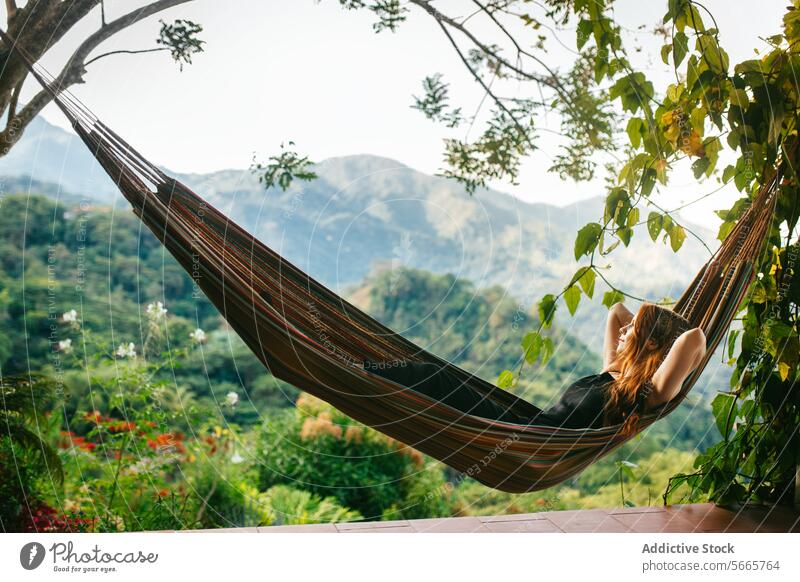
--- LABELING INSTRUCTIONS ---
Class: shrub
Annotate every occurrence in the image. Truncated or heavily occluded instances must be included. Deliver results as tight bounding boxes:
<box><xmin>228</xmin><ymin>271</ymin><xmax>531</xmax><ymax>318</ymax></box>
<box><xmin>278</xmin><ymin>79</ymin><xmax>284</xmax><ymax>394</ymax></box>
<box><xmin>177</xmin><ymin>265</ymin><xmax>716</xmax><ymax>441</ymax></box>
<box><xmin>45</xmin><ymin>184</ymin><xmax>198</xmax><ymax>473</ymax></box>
<box><xmin>256</xmin><ymin>393</ymin><xmax>455</xmax><ymax>520</ymax></box>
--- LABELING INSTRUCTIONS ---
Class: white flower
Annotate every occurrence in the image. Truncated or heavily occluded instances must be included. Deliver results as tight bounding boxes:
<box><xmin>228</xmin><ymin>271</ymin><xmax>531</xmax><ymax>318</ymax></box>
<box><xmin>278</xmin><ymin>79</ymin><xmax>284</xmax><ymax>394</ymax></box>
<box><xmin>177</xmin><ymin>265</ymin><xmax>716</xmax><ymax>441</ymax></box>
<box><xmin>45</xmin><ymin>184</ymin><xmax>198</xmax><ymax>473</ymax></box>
<box><xmin>226</xmin><ymin>391</ymin><xmax>239</xmax><ymax>407</ymax></box>
<box><xmin>115</xmin><ymin>342</ymin><xmax>136</xmax><ymax>358</ymax></box>
<box><xmin>62</xmin><ymin>309</ymin><xmax>78</xmax><ymax>323</ymax></box>
<box><xmin>146</xmin><ymin>301</ymin><xmax>168</xmax><ymax>320</ymax></box>
<box><xmin>58</xmin><ymin>339</ymin><xmax>73</xmax><ymax>353</ymax></box>
<box><xmin>231</xmin><ymin>452</ymin><xmax>244</xmax><ymax>464</ymax></box>
<box><xmin>189</xmin><ymin>328</ymin><xmax>207</xmax><ymax>344</ymax></box>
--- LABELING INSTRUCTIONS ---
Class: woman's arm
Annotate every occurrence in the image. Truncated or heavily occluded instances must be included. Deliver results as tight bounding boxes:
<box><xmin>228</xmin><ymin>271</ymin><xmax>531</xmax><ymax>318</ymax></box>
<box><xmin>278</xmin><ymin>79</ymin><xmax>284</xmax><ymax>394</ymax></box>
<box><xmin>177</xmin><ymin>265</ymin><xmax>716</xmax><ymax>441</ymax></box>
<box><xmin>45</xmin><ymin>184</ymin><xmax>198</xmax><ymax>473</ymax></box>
<box><xmin>649</xmin><ymin>327</ymin><xmax>707</xmax><ymax>404</ymax></box>
<box><xmin>603</xmin><ymin>302</ymin><xmax>634</xmax><ymax>370</ymax></box>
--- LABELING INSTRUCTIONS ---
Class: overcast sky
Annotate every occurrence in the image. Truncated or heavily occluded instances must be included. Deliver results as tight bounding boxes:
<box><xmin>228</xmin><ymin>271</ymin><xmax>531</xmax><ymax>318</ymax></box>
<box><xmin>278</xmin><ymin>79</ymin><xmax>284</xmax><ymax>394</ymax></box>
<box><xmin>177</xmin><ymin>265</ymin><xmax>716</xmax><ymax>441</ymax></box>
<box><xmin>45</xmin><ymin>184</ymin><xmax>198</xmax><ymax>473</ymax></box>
<box><xmin>4</xmin><ymin>0</ymin><xmax>788</xmax><ymax>229</ymax></box>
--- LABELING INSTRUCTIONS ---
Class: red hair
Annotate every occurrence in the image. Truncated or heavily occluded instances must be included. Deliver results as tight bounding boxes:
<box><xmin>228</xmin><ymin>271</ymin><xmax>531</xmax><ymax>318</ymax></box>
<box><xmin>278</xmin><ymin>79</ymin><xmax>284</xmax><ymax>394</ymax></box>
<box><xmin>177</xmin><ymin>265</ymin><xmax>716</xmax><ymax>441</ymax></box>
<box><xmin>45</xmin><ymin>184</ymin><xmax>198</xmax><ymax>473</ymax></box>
<box><xmin>603</xmin><ymin>302</ymin><xmax>691</xmax><ymax>436</ymax></box>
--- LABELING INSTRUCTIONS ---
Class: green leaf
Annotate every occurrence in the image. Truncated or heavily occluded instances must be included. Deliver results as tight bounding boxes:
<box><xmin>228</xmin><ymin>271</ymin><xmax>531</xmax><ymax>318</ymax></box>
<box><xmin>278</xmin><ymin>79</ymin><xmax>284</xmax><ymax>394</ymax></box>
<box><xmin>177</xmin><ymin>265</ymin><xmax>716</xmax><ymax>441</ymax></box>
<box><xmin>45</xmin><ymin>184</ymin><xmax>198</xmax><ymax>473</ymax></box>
<box><xmin>497</xmin><ymin>370</ymin><xmax>515</xmax><ymax>389</ymax></box>
<box><xmin>661</xmin><ymin>43</ymin><xmax>672</xmax><ymax>65</ymax></box>
<box><xmin>717</xmin><ymin>221</ymin><xmax>734</xmax><ymax>242</ymax></box>
<box><xmin>685</xmin><ymin>3</ymin><xmax>705</xmax><ymax>32</ymax></box>
<box><xmin>540</xmin><ymin>337</ymin><xmax>555</xmax><ymax>366</ymax></box>
<box><xmin>564</xmin><ymin>285</ymin><xmax>582</xmax><ymax>316</ymax></box>
<box><xmin>711</xmin><ymin>393</ymin><xmax>736</xmax><ymax>439</ymax></box>
<box><xmin>620</xmin><ymin>465</ymin><xmax>636</xmax><ymax>480</ymax></box>
<box><xmin>727</xmin><ymin>329</ymin><xmax>740</xmax><ymax>359</ymax></box>
<box><xmin>686</xmin><ymin>54</ymin><xmax>699</xmax><ymax>88</ymax></box>
<box><xmin>576</xmin><ymin>19</ymin><xmax>593</xmax><ymax>49</ymax></box>
<box><xmin>668</xmin><ymin>224</ymin><xmax>686</xmax><ymax>252</ymax></box>
<box><xmin>733</xmin><ymin>169</ymin><xmax>748</xmax><ymax>192</ymax></box>
<box><xmin>721</xmin><ymin>164</ymin><xmax>736</xmax><ymax>184</ymax></box>
<box><xmin>647</xmin><ymin>212</ymin><xmax>663</xmax><ymax>241</ymax></box>
<box><xmin>609</xmin><ymin>72</ymin><xmax>654</xmax><ymax>113</ymax></box>
<box><xmin>577</xmin><ymin>268</ymin><xmax>596</xmax><ymax>298</ymax></box>
<box><xmin>626</xmin><ymin>207</ymin><xmax>640</xmax><ymax>228</ymax></box>
<box><xmin>521</xmin><ymin>332</ymin><xmax>543</xmax><ymax>365</ymax></box>
<box><xmin>538</xmin><ymin>294</ymin><xmax>557</xmax><ymax>328</ymax></box>
<box><xmin>691</xmin><ymin>157</ymin><xmax>710</xmax><ymax>179</ymax></box>
<box><xmin>626</xmin><ymin>118</ymin><xmax>643</xmax><ymax>148</ymax></box>
<box><xmin>672</xmin><ymin>31</ymin><xmax>689</xmax><ymax>66</ymax></box>
<box><xmin>604</xmin><ymin>188</ymin><xmax>631</xmax><ymax>226</ymax></box>
<box><xmin>574</xmin><ymin>222</ymin><xmax>603</xmax><ymax>260</ymax></box>
<box><xmin>666</xmin><ymin>83</ymin><xmax>683</xmax><ymax>102</ymax></box>
<box><xmin>602</xmin><ymin>290</ymin><xmax>625</xmax><ymax>308</ymax></box>
<box><xmin>616</xmin><ymin>226</ymin><xmax>633</xmax><ymax>246</ymax></box>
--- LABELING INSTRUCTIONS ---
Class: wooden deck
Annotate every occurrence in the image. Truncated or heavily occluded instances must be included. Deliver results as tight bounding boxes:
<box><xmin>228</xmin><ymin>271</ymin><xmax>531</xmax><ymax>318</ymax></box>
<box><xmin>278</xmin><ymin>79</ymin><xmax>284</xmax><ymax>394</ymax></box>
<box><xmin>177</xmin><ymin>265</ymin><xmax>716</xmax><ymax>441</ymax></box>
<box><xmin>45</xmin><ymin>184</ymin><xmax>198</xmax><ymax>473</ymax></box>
<box><xmin>181</xmin><ymin>503</ymin><xmax>800</xmax><ymax>533</ymax></box>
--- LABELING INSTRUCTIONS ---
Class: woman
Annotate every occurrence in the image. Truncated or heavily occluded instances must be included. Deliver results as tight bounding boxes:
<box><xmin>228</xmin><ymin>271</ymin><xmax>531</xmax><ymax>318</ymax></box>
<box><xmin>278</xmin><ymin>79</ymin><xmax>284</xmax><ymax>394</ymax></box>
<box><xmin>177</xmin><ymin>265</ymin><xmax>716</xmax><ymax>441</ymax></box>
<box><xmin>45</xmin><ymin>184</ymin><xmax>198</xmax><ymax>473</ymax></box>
<box><xmin>362</xmin><ymin>302</ymin><xmax>706</xmax><ymax>435</ymax></box>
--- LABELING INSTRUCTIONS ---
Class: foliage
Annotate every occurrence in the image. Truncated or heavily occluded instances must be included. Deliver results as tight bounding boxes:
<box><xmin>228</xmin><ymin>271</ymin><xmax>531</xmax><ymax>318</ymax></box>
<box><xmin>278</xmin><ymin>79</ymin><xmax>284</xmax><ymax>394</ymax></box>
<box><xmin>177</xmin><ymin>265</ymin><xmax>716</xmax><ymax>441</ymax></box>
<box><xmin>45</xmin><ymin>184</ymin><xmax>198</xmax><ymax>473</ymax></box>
<box><xmin>250</xmin><ymin>141</ymin><xmax>318</xmax><ymax>191</ymax></box>
<box><xmin>261</xmin><ymin>484</ymin><xmax>362</xmax><ymax>525</ymax></box>
<box><xmin>157</xmin><ymin>19</ymin><xmax>205</xmax><ymax>70</ymax></box>
<box><xmin>256</xmin><ymin>392</ymin><xmax>457</xmax><ymax>520</ymax></box>
<box><xmin>454</xmin><ymin>449</ymin><xmax>697</xmax><ymax>516</ymax></box>
<box><xmin>0</xmin><ymin>373</ymin><xmax>63</xmax><ymax>484</ymax></box>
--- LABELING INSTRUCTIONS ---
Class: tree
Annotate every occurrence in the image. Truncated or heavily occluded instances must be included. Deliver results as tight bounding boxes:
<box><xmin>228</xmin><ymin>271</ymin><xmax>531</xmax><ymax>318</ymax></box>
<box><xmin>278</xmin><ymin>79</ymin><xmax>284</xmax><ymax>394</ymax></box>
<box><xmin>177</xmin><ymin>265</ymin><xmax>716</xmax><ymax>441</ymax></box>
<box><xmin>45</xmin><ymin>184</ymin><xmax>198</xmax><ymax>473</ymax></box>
<box><xmin>307</xmin><ymin>0</ymin><xmax>799</xmax><ymax>507</ymax></box>
<box><xmin>0</xmin><ymin>0</ymin><xmax>204</xmax><ymax>157</ymax></box>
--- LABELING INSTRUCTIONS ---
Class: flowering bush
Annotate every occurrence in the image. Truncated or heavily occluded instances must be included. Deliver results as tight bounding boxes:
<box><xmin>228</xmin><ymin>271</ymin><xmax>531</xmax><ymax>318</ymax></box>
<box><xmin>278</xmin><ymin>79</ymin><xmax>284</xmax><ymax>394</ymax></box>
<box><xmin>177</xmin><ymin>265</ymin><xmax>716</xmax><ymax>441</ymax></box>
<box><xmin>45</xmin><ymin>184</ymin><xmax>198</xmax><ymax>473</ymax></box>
<box><xmin>20</xmin><ymin>503</ymin><xmax>97</xmax><ymax>533</ymax></box>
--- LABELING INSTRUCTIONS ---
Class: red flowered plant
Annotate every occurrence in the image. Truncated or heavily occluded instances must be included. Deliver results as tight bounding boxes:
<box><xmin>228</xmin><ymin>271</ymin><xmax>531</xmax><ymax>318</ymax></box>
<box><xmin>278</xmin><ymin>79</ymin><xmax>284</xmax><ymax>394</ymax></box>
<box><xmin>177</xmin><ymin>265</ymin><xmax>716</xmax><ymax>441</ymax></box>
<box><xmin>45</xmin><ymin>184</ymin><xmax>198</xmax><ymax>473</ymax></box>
<box><xmin>147</xmin><ymin>432</ymin><xmax>186</xmax><ymax>454</ymax></box>
<box><xmin>57</xmin><ymin>431</ymin><xmax>96</xmax><ymax>452</ymax></box>
<box><xmin>21</xmin><ymin>502</ymin><xmax>97</xmax><ymax>533</ymax></box>
<box><xmin>107</xmin><ymin>420</ymin><xmax>137</xmax><ymax>433</ymax></box>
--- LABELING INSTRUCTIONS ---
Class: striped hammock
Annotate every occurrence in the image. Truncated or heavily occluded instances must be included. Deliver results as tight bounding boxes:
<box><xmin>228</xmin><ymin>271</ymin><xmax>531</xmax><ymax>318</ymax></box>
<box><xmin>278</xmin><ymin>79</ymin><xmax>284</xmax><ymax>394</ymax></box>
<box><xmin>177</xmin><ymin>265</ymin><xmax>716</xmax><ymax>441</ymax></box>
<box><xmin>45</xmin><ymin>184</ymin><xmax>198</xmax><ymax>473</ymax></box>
<box><xmin>2</xmin><ymin>30</ymin><xmax>779</xmax><ymax>492</ymax></box>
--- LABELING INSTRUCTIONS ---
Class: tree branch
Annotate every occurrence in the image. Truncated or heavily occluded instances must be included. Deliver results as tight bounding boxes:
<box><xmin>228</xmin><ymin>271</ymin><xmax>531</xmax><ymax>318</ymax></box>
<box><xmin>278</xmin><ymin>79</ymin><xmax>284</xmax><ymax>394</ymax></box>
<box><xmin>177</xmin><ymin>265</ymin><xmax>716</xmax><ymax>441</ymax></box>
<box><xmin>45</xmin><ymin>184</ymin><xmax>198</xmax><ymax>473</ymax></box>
<box><xmin>469</xmin><ymin>0</ymin><xmax>569</xmax><ymax>95</ymax></box>
<box><xmin>7</xmin><ymin>76</ymin><xmax>22</xmax><ymax>119</ymax></box>
<box><xmin>409</xmin><ymin>0</ymin><xmax>561</xmax><ymax>92</ymax></box>
<box><xmin>5</xmin><ymin>1</ymin><xmax>17</xmax><ymax>21</ymax></box>
<box><xmin>0</xmin><ymin>0</ymin><xmax>193</xmax><ymax>155</ymax></box>
<box><xmin>468</xmin><ymin>0</ymin><xmax>593</xmax><ymax>138</ymax></box>
<box><xmin>426</xmin><ymin>9</ymin><xmax>536</xmax><ymax>150</ymax></box>
<box><xmin>57</xmin><ymin>0</ymin><xmax>193</xmax><ymax>81</ymax></box>
<box><xmin>85</xmin><ymin>47</ymin><xmax>167</xmax><ymax>67</ymax></box>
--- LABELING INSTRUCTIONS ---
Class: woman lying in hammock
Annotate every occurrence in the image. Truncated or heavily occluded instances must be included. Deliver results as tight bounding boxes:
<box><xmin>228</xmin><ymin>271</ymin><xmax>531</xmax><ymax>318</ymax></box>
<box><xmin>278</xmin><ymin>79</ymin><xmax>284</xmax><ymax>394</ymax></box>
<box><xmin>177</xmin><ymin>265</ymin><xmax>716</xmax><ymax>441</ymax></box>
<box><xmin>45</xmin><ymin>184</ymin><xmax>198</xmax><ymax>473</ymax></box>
<box><xmin>362</xmin><ymin>302</ymin><xmax>706</xmax><ymax>435</ymax></box>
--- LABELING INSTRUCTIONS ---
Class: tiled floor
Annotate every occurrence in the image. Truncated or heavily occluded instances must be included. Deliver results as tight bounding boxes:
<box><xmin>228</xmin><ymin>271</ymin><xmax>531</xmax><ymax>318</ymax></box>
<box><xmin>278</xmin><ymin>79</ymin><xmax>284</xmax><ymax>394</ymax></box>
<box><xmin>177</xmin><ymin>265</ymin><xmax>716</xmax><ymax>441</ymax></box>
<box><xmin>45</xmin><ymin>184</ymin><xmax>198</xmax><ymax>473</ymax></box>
<box><xmin>177</xmin><ymin>503</ymin><xmax>800</xmax><ymax>533</ymax></box>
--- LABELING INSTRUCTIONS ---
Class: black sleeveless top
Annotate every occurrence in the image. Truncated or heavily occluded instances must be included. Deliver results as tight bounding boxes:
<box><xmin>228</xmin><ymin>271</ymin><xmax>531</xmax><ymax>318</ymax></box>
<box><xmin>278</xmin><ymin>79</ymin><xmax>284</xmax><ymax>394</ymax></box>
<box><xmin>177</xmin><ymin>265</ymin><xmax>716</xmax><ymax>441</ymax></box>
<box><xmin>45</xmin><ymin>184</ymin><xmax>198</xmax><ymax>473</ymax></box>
<box><xmin>541</xmin><ymin>371</ymin><xmax>615</xmax><ymax>429</ymax></box>
<box><xmin>540</xmin><ymin>371</ymin><xmax>656</xmax><ymax>429</ymax></box>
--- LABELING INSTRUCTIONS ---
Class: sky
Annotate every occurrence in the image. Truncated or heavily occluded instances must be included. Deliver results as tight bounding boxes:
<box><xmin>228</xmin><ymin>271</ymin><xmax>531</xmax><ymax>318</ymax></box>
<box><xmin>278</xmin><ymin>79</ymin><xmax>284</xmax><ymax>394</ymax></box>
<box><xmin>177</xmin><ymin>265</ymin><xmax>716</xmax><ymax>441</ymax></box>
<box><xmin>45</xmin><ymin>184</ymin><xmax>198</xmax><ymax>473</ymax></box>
<box><xmin>4</xmin><ymin>0</ymin><xmax>789</xmax><ymax>229</ymax></box>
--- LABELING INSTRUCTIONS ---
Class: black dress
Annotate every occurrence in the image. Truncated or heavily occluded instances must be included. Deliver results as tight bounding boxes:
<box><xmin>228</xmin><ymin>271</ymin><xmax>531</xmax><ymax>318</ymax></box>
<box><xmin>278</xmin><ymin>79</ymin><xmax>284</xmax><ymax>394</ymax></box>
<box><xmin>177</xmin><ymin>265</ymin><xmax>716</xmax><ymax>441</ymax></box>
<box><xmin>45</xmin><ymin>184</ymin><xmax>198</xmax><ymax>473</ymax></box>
<box><xmin>363</xmin><ymin>359</ymin><xmax>615</xmax><ymax>429</ymax></box>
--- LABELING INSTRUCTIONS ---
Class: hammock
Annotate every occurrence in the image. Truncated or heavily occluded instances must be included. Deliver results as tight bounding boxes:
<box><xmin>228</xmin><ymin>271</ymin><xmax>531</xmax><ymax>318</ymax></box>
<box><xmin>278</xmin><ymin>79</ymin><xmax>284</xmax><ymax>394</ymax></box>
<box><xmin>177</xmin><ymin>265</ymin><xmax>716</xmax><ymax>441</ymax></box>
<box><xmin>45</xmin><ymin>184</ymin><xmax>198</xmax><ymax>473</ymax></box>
<box><xmin>1</xmin><ymin>30</ymin><xmax>780</xmax><ymax>492</ymax></box>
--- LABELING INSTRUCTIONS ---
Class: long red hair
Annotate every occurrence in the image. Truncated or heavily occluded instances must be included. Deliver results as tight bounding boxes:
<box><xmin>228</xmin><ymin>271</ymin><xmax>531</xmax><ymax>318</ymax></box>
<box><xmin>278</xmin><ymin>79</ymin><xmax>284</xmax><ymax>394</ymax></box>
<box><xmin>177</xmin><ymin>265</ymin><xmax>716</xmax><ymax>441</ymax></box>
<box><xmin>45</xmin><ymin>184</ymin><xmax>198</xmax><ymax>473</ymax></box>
<box><xmin>603</xmin><ymin>302</ymin><xmax>691</xmax><ymax>436</ymax></box>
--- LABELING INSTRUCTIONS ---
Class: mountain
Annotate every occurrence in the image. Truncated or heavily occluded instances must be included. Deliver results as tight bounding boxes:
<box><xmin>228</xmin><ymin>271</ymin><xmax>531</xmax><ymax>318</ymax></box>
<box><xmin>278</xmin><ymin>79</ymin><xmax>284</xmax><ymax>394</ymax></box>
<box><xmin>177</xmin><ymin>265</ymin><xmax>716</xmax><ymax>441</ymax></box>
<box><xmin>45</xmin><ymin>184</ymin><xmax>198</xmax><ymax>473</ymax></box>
<box><xmin>0</xmin><ymin>117</ymin><xmax>123</xmax><ymax>201</ymax></box>
<box><xmin>0</xmin><ymin>116</ymin><xmax>731</xmax><ymax>394</ymax></box>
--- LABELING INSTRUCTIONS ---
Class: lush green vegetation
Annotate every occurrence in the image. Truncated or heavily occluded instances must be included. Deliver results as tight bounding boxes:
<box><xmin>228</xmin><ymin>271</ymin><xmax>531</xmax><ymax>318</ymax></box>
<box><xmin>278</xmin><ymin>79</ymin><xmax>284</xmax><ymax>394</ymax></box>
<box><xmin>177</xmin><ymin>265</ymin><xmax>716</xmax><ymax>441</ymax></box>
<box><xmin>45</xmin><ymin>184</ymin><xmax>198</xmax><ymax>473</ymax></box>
<box><xmin>0</xmin><ymin>193</ymin><xmax>716</xmax><ymax>531</ymax></box>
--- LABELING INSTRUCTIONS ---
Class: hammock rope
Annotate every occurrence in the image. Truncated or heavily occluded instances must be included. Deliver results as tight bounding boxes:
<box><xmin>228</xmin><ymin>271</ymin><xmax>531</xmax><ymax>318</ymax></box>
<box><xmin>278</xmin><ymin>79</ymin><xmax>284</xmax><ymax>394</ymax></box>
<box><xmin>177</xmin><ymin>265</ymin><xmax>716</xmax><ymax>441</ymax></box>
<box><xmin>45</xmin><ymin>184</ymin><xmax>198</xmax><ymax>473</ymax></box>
<box><xmin>0</xmin><ymin>29</ymin><xmax>781</xmax><ymax>492</ymax></box>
